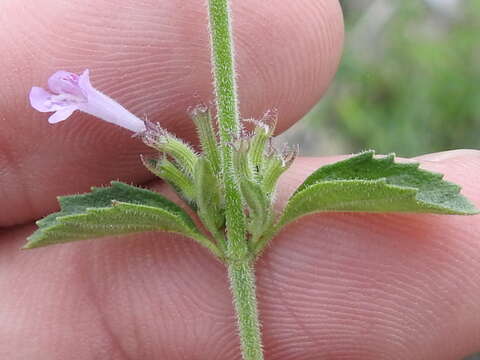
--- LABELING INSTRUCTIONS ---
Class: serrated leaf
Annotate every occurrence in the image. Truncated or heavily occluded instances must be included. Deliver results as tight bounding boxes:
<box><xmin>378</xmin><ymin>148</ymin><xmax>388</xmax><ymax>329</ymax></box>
<box><xmin>278</xmin><ymin>151</ymin><xmax>478</xmax><ymax>228</ymax></box>
<box><xmin>26</xmin><ymin>182</ymin><xmax>218</xmax><ymax>256</ymax></box>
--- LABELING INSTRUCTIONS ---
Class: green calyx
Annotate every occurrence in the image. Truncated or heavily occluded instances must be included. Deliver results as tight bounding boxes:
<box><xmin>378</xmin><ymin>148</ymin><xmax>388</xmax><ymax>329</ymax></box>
<box><xmin>141</xmin><ymin>108</ymin><xmax>294</xmax><ymax>261</ymax></box>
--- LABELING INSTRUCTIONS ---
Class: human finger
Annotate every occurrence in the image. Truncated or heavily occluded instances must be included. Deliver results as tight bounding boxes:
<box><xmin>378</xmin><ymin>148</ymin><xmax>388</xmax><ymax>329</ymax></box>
<box><xmin>1</xmin><ymin>151</ymin><xmax>478</xmax><ymax>359</ymax></box>
<box><xmin>0</xmin><ymin>0</ymin><xmax>344</xmax><ymax>226</ymax></box>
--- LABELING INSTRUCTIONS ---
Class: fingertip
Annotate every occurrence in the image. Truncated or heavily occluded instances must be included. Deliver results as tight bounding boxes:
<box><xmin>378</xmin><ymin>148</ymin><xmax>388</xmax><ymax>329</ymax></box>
<box><xmin>235</xmin><ymin>0</ymin><xmax>344</xmax><ymax>133</ymax></box>
<box><xmin>0</xmin><ymin>0</ymin><xmax>344</xmax><ymax>226</ymax></box>
<box><xmin>413</xmin><ymin>150</ymin><xmax>480</xmax><ymax>206</ymax></box>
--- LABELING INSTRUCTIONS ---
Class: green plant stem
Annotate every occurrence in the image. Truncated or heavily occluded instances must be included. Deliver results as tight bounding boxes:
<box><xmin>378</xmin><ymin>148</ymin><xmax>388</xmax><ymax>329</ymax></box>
<box><xmin>207</xmin><ymin>0</ymin><xmax>264</xmax><ymax>359</ymax></box>
<box><xmin>207</xmin><ymin>0</ymin><xmax>247</xmax><ymax>261</ymax></box>
<box><xmin>207</xmin><ymin>0</ymin><xmax>240</xmax><ymax>139</ymax></box>
<box><xmin>228</xmin><ymin>261</ymin><xmax>264</xmax><ymax>360</ymax></box>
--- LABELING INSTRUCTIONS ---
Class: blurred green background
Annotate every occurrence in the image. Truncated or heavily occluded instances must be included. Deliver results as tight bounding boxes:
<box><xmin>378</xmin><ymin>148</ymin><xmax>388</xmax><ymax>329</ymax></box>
<box><xmin>278</xmin><ymin>0</ymin><xmax>480</xmax><ymax>158</ymax></box>
<box><xmin>278</xmin><ymin>1</ymin><xmax>480</xmax><ymax>358</ymax></box>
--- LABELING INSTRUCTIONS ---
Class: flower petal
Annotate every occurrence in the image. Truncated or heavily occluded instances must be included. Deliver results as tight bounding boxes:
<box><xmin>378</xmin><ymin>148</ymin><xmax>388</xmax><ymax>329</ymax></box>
<box><xmin>29</xmin><ymin>87</ymin><xmax>54</xmax><ymax>112</ymax></box>
<box><xmin>78</xmin><ymin>69</ymin><xmax>95</xmax><ymax>98</ymax></box>
<box><xmin>48</xmin><ymin>70</ymin><xmax>84</xmax><ymax>98</ymax></box>
<box><xmin>31</xmin><ymin>69</ymin><xmax>146</xmax><ymax>133</ymax></box>
<box><xmin>48</xmin><ymin>107</ymin><xmax>77</xmax><ymax>124</ymax></box>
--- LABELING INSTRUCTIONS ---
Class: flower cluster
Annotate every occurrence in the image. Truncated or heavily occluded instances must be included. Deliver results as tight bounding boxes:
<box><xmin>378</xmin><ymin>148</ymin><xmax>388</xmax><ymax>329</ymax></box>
<box><xmin>140</xmin><ymin>107</ymin><xmax>297</xmax><ymax>244</ymax></box>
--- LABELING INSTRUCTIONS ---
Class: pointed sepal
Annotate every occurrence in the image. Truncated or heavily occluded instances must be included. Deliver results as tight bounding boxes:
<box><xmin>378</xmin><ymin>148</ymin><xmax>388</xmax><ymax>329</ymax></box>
<box><xmin>194</xmin><ymin>157</ymin><xmax>225</xmax><ymax>236</ymax></box>
<box><xmin>189</xmin><ymin>105</ymin><xmax>222</xmax><ymax>174</ymax></box>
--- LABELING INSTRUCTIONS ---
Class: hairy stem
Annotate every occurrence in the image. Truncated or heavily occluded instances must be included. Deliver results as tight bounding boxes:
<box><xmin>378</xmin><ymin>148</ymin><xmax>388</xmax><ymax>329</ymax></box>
<box><xmin>207</xmin><ymin>0</ymin><xmax>247</xmax><ymax>261</ymax></box>
<box><xmin>207</xmin><ymin>0</ymin><xmax>264</xmax><ymax>359</ymax></box>
<box><xmin>208</xmin><ymin>0</ymin><xmax>240</xmax><ymax>140</ymax></box>
<box><xmin>228</xmin><ymin>261</ymin><xmax>264</xmax><ymax>360</ymax></box>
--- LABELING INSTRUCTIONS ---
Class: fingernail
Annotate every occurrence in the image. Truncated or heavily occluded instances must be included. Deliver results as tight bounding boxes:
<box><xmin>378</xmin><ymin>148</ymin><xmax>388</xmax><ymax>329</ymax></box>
<box><xmin>415</xmin><ymin>149</ymin><xmax>480</xmax><ymax>162</ymax></box>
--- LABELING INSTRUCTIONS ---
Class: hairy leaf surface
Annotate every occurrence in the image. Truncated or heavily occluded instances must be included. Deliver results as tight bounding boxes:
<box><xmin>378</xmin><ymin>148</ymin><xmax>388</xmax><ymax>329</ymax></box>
<box><xmin>26</xmin><ymin>181</ymin><xmax>211</xmax><ymax>250</ymax></box>
<box><xmin>278</xmin><ymin>151</ymin><xmax>478</xmax><ymax>228</ymax></box>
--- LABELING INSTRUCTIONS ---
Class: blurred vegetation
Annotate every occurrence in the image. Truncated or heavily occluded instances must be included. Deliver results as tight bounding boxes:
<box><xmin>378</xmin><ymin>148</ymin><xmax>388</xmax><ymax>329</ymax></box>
<box><xmin>279</xmin><ymin>0</ymin><xmax>480</xmax><ymax>157</ymax></box>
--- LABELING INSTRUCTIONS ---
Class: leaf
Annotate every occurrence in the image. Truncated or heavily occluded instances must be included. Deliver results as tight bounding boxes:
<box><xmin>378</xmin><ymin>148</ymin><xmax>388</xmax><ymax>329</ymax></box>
<box><xmin>25</xmin><ymin>181</ymin><xmax>218</xmax><ymax>255</ymax></box>
<box><xmin>278</xmin><ymin>151</ymin><xmax>478</xmax><ymax>228</ymax></box>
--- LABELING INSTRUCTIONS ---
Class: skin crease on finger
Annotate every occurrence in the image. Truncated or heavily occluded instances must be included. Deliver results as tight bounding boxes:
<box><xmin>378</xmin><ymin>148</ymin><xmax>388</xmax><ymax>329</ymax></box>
<box><xmin>0</xmin><ymin>152</ymin><xmax>480</xmax><ymax>359</ymax></box>
<box><xmin>0</xmin><ymin>0</ymin><xmax>343</xmax><ymax>227</ymax></box>
<box><xmin>1</xmin><ymin>1</ymin><xmax>479</xmax><ymax>360</ymax></box>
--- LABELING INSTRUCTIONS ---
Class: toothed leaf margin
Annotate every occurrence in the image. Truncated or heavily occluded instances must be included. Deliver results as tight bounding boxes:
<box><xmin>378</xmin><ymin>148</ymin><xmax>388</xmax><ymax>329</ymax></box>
<box><xmin>25</xmin><ymin>181</ymin><xmax>217</xmax><ymax>255</ymax></box>
<box><xmin>278</xmin><ymin>151</ymin><xmax>478</xmax><ymax>228</ymax></box>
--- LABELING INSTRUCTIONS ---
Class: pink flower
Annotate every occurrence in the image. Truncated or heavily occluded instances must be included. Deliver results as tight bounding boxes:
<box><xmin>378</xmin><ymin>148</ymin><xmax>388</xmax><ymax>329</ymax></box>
<box><xmin>29</xmin><ymin>70</ymin><xmax>146</xmax><ymax>133</ymax></box>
